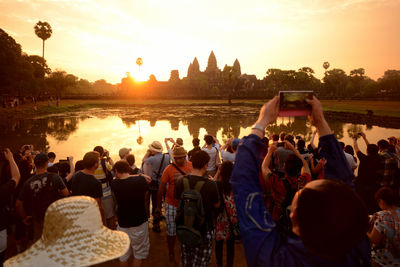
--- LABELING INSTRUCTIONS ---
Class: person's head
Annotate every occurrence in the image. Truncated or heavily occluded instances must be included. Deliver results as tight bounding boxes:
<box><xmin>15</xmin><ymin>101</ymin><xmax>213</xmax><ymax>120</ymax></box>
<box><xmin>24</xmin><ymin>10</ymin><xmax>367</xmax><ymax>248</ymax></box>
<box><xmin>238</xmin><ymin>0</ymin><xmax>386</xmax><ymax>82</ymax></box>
<box><xmin>284</xmin><ymin>134</ymin><xmax>295</xmax><ymax>146</ymax></box>
<box><xmin>219</xmin><ymin>161</ymin><xmax>234</xmax><ymax>195</ymax></box>
<box><xmin>283</xmin><ymin>154</ymin><xmax>302</xmax><ymax>177</ymax></box>
<box><xmin>290</xmin><ymin>179</ymin><xmax>368</xmax><ymax>260</ymax></box>
<box><xmin>377</xmin><ymin>139</ymin><xmax>389</xmax><ymax>151</ymax></box>
<box><xmin>279</xmin><ymin>132</ymin><xmax>286</xmax><ymax>142</ymax></box>
<box><xmin>47</xmin><ymin>164</ymin><xmax>59</xmax><ymax>174</ymax></box>
<box><xmin>93</xmin><ymin>146</ymin><xmax>104</xmax><ymax>157</ymax></box>
<box><xmin>47</xmin><ymin>152</ymin><xmax>56</xmax><ymax>162</ymax></box>
<box><xmin>118</xmin><ymin>147</ymin><xmax>131</xmax><ymax>160</ymax></box>
<box><xmin>191</xmin><ymin>150</ymin><xmax>210</xmax><ymax>173</ymax></box>
<box><xmin>112</xmin><ymin>160</ymin><xmax>131</xmax><ymax>178</ymax></box>
<box><xmin>192</xmin><ymin>138</ymin><xmax>200</xmax><ymax>147</ymax></box>
<box><xmin>58</xmin><ymin>162</ymin><xmax>70</xmax><ymax>178</ymax></box>
<box><xmin>126</xmin><ymin>154</ymin><xmax>135</xmax><ymax>167</ymax></box>
<box><xmin>375</xmin><ymin>187</ymin><xmax>397</xmax><ymax>209</ymax></box>
<box><xmin>82</xmin><ymin>151</ymin><xmax>100</xmax><ymax>170</ymax></box>
<box><xmin>148</xmin><ymin>141</ymin><xmax>163</xmax><ymax>155</ymax></box>
<box><xmin>387</xmin><ymin>136</ymin><xmax>397</xmax><ymax>146</ymax></box>
<box><xmin>297</xmin><ymin>140</ymin><xmax>306</xmax><ymax>150</ymax></box>
<box><xmin>75</xmin><ymin>160</ymin><xmax>84</xmax><ymax>172</ymax></box>
<box><xmin>172</xmin><ymin>147</ymin><xmax>187</xmax><ymax>167</ymax></box>
<box><xmin>339</xmin><ymin>142</ymin><xmax>345</xmax><ymax>150</ymax></box>
<box><xmin>344</xmin><ymin>145</ymin><xmax>354</xmax><ymax>156</ymax></box>
<box><xmin>272</xmin><ymin>134</ymin><xmax>279</xmax><ymax>142</ymax></box>
<box><xmin>204</xmin><ymin>135</ymin><xmax>214</xmax><ymax>146</ymax></box>
<box><xmin>34</xmin><ymin>153</ymin><xmax>49</xmax><ymax>169</ymax></box>
<box><xmin>176</xmin><ymin>138</ymin><xmax>183</xmax><ymax>146</ymax></box>
<box><xmin>366</xmin><ymin>144</ymin><xmax>379</xmax><ymax>156</ymax></box>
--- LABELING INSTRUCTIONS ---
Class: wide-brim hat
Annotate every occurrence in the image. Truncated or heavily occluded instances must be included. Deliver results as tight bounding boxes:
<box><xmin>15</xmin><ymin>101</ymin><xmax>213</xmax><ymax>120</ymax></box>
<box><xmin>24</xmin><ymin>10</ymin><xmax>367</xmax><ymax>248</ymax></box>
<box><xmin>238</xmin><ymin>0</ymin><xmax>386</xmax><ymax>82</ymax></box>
<box><xmin>172</xmin><ymin>146</ymin><xmax>187</xmax><ymax>158</ymax></box>
<box><xmin>4</xmin><ymin>196</ymin><xmax>130</xmax><ymax>267</ymax></box>
<box><xmin>148</xmin><ymin>141</ymin><xmax>163</xmax><ymax>153</ymax></box>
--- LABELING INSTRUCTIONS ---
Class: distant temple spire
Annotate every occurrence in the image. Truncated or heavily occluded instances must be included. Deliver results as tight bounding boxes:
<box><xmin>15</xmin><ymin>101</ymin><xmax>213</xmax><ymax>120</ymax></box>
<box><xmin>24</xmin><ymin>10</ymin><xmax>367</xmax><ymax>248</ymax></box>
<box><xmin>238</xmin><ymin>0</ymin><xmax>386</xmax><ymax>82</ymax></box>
<box><xmin>192</xmin><ymin>57</ymin><xmax>200</xmax><ymax>73</ymax></box>
<box><xmin>233</xmin><ymin>58</ymin><xmax>241</xmax><ymax>76</ymax></box>
<box><xmin>206</xmin><ymin>51</ymin><xmax>218</xmax><ymax>72</ymax></box>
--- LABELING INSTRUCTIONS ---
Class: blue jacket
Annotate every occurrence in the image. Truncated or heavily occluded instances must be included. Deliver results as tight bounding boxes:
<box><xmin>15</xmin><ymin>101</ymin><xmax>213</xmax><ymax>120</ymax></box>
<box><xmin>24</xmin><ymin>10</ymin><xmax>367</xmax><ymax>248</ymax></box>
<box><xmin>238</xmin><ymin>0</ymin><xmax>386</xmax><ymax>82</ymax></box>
<box><xmin>231</xmin><ymin>134</ymin><xmax>370</xmax><ymax>267</ymax></box>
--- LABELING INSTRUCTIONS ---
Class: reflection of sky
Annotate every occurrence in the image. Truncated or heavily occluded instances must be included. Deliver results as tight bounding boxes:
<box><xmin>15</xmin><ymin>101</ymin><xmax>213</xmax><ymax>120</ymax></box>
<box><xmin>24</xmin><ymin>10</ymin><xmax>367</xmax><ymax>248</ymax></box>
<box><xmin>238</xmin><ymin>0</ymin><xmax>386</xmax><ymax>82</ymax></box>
<box><xmin>46</xmin><ymin>116</ymin><xmax>400</xmax><ymax>165</ymax></box>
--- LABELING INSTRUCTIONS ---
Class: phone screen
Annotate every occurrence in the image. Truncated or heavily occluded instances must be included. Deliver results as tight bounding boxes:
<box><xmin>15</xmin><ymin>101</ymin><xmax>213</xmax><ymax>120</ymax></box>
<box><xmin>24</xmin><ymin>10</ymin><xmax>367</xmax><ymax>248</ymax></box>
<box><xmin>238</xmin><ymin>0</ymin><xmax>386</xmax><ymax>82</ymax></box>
<box><xmin>279</xmin><ymin>91</ymin><xmax>313</xmax><ymax>117</ymax></box>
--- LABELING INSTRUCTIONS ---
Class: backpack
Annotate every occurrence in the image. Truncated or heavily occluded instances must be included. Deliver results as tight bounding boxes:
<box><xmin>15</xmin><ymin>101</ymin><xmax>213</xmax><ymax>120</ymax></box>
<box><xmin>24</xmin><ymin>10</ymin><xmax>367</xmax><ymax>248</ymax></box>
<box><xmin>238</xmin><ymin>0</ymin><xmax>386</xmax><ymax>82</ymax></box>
<box><xmin>100</xmin><ymin>158</ymin><xmax>113</xmax><ymax>183</ymax></box>
<box><xmin>176</xmin><ymin>176</ymin><xmax>207</xmax><ymax>247</ymax></box>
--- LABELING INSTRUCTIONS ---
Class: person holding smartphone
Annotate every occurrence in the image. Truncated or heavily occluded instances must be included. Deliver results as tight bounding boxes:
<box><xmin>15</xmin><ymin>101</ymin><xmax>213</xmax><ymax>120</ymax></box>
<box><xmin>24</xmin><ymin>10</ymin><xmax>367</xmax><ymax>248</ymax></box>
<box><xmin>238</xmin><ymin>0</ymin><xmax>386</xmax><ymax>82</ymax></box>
<box><xmin>231</xmin><ymin>96</ymin><xmax>369</xmax><ymax>266</ymax></box>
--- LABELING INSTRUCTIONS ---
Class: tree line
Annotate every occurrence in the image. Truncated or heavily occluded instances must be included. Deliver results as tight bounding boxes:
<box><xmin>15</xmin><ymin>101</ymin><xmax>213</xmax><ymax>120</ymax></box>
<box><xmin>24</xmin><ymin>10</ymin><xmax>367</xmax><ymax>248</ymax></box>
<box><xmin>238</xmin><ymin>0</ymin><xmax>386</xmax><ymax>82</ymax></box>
<box><xmin>1</xmin><ymin>27</ymin><xmax>399</xmax><ymax>101</ymax></box>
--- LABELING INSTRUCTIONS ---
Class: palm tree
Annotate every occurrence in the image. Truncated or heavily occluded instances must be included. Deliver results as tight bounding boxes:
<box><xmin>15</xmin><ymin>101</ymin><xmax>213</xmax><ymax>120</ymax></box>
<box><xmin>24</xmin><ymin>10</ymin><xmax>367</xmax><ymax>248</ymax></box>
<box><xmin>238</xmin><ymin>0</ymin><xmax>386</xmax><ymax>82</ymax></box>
<box><xmin>34</xmin><ymin>21</ymin><xmax>52</xmax><ymax>59</ymax></box>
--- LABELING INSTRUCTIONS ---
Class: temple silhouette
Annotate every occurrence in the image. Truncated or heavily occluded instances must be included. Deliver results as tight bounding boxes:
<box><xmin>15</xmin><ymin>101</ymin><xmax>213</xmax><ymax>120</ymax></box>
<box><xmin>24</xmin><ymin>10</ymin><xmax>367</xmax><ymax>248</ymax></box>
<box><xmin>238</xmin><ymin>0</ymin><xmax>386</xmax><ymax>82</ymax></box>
<box><xmin>118</xmin><ymin>51</ymin><xmax>263</xmax><ymax>98</ymax></box>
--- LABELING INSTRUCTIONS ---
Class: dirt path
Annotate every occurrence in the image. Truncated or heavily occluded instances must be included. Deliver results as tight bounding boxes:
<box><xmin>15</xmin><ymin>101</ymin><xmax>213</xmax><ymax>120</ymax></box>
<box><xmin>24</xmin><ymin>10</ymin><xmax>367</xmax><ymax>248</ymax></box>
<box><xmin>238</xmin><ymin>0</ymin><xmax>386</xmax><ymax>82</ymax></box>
<box><xmin>97</xmin><ymin>219</ymin><xmax>247</xmax><ymax>267</ymax></box>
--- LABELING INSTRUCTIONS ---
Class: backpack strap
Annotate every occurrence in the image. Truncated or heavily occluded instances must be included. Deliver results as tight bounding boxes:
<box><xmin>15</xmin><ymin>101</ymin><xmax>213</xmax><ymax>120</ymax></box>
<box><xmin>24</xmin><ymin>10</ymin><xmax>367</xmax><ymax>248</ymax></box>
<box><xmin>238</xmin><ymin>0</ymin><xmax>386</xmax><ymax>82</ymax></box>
<box><xmin>183</xmin><ymin>177</ymin><xmax>190</xmax><ymax>191</ymax></box>
<box><xmin>171</xmin><ymin>163</ymin><xmax>186</xmax><ymax>175</ymax></box>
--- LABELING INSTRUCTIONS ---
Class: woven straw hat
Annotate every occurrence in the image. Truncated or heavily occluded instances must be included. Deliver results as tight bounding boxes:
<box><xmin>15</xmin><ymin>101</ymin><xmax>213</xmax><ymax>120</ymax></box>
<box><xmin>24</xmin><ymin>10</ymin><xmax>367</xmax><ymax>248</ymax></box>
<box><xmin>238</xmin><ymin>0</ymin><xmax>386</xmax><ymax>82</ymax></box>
<box><xmin>4</xmin><ymin>196</ymin><xmax>130</xmax><ymax>267</ymax></box>
<box><xmin>148</xmin><ymin>141</ymin><xmax>163</xmax><ymax>153</ymax></box>
<box><xmin>172</xmin><ymin>146</ymin><xmax>187</xmax><ymax>158</ymax></box>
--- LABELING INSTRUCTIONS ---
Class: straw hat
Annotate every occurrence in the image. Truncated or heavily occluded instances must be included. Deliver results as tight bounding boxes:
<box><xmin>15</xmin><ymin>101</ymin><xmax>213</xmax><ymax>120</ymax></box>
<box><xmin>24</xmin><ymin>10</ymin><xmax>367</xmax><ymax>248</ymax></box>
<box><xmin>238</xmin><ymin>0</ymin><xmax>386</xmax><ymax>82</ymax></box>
<box><xmin>172</xmin><ymin>146</ymin><xmax>187</xmax><ymax>158</ymax></box>
<box><xmin>148</xmin><ymin>141</ymin><xmax>163</xmax><ymax>153</ymax></box>
<box><xmin>4</xmin><ymin>196</ymin><xmax>130</xmax><ymax>267</ymax></box>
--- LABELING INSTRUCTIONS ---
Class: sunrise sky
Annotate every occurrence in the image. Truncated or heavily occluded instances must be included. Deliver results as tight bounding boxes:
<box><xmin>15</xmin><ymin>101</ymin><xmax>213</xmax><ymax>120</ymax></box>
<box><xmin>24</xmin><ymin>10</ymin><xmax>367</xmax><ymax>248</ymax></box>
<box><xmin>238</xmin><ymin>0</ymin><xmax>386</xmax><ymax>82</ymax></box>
<box><xmin>1</xmin><ymin>0</ymin><xmax>399</xmax><ymax>83</ymax></box>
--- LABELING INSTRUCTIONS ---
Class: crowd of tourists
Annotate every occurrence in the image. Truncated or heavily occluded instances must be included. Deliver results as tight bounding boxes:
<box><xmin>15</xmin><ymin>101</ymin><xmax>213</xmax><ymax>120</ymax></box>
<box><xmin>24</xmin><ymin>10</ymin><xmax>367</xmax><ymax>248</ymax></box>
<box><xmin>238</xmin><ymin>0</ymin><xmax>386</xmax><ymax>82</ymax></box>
<box><xmin>1</xmin><ymin>96</ymin><xmax>400</xmax><ymax>267</ymax></box>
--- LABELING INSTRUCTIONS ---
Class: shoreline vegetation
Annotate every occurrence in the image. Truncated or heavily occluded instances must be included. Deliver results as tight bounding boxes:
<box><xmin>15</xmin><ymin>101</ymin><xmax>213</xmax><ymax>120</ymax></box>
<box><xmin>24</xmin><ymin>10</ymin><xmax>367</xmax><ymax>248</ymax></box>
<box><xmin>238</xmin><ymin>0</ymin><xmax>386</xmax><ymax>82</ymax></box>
<box><xmin>3</xmin><ymin>99</ymin><xmax>400</xmax><ymax>119</ymax></box>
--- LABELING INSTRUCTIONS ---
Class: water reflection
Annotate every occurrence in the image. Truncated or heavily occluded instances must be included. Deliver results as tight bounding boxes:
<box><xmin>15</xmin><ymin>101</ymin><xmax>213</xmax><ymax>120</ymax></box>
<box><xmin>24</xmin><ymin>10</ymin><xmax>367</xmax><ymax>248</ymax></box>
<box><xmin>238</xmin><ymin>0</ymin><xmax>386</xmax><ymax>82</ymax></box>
<box><xmin>1</xmin><ymin>106</ymin><xmax>400</xmax><ymax>164</ymax></box>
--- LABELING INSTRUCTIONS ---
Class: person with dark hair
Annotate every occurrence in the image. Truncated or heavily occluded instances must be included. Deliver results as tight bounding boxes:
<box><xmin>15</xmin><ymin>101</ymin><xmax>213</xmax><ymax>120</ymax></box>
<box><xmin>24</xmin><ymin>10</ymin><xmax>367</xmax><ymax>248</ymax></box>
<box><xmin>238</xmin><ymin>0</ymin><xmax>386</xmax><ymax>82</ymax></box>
<box><xmin>47</xmin><ymin>152</ymin><xmax>56</xmax><ymax>167</ymax></box>
<box><xmin>368</xmin><ymin>187</ymin><xmax>400</xmax><ymax>266</ymax></box>
<box><xmin>340</xmin><ymin>141</ymin><xmax>358</xmax><ymax>171</ymax></box>
<box><xmin>0</xmin><ymin>149</ymin><xmax>20</xmax><ymax>266</ymax></box>
<box><xmin>377</xmin><ymin>139</ymin><xmax>398</xmax><ymax>188</ymax></box>
<box><xmin>156</xmin><ymin>147</ymin><xmax>193</xmax><ymax>263</ymax></box>
<box><xmin>16</xmin><ymin>153</ymin><xmax>69</xmax><ymax>242</ymax></box>
<box><xmin>174</xmin><ymin>150</ymin><xmax>220</xmax><ymax>267</ymax></box>
<box><xmin>214</xmin><ymin>161</ymin><xmax>237</xmax><ymax>267</ymax></box>
<box><xmin>71</xmin><ymin>151</ymin><xmax>105</xmax><ymax>224</ymax></box>
<box><xmin>126</xmin><ymin>154</ymin><xmax>140</xmax><ymax>175</ymax></box>
<box><xmin>296</xmin><ymin>139</ymin><xmax>310</xmax><ymax>159</ymax></box>
<box><xmin>188</xmin><ymin>138</ymin><xmax>201</xmax><ymax>161</ymax></box>
<box><xmin>111</xmin><ymin>160</ymin><xmax>150</xmax><ymax>267</ymax></box>
<box><xmin>354</xmin><ymin>133</ymin><xmax>382</xmax><ymax>214</ymax></box>
<box><xmin>231</xmin><ymin>96</ymin><xmax>370</xmax><ymax>266</ymax></box>
<box><xmin>262</xmin><ymin>140</ymin><xmax>311</xmax><ymax>223</ymax></box>
<box><xmin>74</xmin><ymin>160</ymin><xmax>84</xmax><ymax>172</ymax></box>
<box><xmin>202</xmin><ymin>135</ymin><xmax>221</xmax><ymax>176</ymax></box>
<box><xmin>93</xmin><ymin>146</ymin><xmax>115</xmax><ymax>228</ymax></box>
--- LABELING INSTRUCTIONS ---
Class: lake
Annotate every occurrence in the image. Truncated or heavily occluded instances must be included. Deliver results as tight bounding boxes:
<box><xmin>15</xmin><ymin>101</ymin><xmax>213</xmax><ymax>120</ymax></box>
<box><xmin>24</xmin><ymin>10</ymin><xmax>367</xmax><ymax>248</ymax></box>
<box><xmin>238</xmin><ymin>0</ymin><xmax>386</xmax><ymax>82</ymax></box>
<box><xmin>1</xmin><ymin>105</ymin><xmax>400</xmax><ymax>163</ymax></box>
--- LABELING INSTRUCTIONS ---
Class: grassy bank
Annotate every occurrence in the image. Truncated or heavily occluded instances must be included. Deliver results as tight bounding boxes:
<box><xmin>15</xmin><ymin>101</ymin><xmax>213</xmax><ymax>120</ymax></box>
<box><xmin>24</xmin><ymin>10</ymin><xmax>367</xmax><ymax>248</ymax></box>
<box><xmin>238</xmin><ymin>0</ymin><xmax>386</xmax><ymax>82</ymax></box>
<box><xmin>3</xmin><ymin>99</ymin><xmax>400</xmax><ymax>118</ymax></box>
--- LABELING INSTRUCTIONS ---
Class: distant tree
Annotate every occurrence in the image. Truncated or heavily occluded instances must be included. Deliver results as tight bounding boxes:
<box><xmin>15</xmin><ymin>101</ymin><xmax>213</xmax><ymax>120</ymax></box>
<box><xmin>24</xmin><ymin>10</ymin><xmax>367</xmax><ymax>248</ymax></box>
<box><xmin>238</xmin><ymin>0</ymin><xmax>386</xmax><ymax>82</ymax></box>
<box><xmin>46</xmin><ymin>70</ymin><xmax>77</xmax><ymax>100</ymax></box>
<box><xmin>34</xmin><ymin>21</ymin><xmax>52</xmax><ymax>59</ymax></box>
<box><xmin>349</xmin><ymin>68</ymin><xmax>365</xmax><ymax>96</ymax></box>
<box><xmin>323</xmin><ymin>68</ymin><xmax>348</xmax><ymax>98</ymax></box>
<box><xmin>92</xmin><ymin>79</ymin><xmax>115</xmax><ymax>95</ymax></box>
<box><xmin>378</xmin><ymin>70</ymin><xmax>400</xmax><ymax>98</ymax></box>
<box><xmin>28</xmin><ymin>55</ymin><xmax>51</xmax><ymax>79</ymax></box>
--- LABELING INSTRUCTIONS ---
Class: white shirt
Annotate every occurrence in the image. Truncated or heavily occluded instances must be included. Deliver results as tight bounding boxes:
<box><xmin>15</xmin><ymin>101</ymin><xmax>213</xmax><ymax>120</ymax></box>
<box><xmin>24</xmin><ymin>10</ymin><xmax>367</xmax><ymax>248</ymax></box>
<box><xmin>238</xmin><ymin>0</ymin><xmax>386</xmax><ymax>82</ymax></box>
<box><xmin>344</xmin><ymin>151</ymin><xmax>358</xmax><ymax>170</ymax></box>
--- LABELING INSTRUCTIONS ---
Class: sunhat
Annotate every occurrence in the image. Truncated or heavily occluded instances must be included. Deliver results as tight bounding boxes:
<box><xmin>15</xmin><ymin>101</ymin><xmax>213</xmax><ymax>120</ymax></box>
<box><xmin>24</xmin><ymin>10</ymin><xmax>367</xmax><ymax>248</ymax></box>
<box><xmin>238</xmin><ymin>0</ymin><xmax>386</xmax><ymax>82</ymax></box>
<box><xmin>172</xmin><ymin>146</ymin><xmax>187</xmax><ymax>158</ymax></box>
<box><xmin>148</xmin><ymin>141</ymin><xmax>163</xmax><ymax>153</ymax></box>
<box><xmin>4</xmin><ymin>196</ymin><xmax>130</xmax><ymax>267</ymax></box>
<box><xmin>119</xmin><ymin>147</ymin><xmax>132</xmax><ymax>159</ymax></box>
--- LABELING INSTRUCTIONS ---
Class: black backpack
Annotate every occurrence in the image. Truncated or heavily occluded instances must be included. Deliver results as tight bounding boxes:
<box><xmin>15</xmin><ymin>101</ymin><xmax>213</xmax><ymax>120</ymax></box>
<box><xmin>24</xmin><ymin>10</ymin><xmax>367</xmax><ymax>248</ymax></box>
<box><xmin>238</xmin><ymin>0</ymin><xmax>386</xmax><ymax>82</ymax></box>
<box><xmin>176</xmin><ymin>176</ymin><xmax>207</xmax><ymax>247</ymax></box>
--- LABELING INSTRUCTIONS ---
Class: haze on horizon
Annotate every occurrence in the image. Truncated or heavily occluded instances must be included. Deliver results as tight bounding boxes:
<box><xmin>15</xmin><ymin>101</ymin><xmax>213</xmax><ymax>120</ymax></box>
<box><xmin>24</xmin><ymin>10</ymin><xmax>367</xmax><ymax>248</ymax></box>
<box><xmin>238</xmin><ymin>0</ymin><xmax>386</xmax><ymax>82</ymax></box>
<box><xmin>1</xmin><ymin>0</ymin><xmax>399</xmax><ymax>83</ymax></box>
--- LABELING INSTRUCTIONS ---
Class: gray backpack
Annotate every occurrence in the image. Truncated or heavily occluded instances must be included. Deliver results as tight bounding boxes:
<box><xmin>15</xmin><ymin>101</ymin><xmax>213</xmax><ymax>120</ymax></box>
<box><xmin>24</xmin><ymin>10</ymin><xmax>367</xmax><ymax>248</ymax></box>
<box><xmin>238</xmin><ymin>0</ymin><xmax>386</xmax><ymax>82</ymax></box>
<box><xmin>176</xmin><ymin>176</ymin><xmax>207</xmax><ymax>247</ymax></box>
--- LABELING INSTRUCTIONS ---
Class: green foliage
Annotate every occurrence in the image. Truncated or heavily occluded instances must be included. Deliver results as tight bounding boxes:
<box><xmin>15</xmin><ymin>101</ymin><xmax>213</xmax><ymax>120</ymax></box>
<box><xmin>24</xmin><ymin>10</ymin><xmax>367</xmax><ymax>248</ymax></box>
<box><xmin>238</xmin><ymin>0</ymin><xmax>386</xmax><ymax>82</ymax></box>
<box><xmin>378</xmin><ymin>70</ymin><xmax>400</xmax><ymax>97</ymax></box>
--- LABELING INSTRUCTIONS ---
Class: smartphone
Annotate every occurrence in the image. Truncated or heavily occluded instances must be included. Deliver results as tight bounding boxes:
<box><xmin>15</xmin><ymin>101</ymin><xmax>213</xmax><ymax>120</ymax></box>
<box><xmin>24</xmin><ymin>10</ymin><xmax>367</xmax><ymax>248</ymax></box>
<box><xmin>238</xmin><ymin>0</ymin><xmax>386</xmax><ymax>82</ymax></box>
<box><xmin>279</xmin><ymin>91</ymin><xmax>313</xmax><ymax>117</ymax></box>
<box><xmin>59</xmin><ymin>159</ymin><xmax>69</xmax><ymax>164</ymax></box>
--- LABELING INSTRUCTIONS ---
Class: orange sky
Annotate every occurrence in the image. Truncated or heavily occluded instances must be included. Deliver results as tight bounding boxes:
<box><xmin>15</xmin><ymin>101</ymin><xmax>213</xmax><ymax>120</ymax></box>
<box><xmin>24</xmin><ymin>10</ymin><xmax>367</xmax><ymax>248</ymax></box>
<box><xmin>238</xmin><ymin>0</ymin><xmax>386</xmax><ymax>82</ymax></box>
<box><xmin>1</xmin><ymin>0</ymin><xmax>399</xmax><ymax>83</ymax></box>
